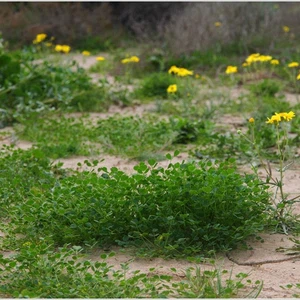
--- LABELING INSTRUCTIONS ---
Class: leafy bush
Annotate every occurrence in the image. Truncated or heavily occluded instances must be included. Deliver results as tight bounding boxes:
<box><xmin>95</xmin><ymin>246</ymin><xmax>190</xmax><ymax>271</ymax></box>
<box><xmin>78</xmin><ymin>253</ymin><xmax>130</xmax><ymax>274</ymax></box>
<box><xmin>0</xmin><ymin>49</ymin><xmax>102</xmax><ymax>126</ymax></box>
<box><xmin>135</xmin><ymin>72</ymin><xmax>180</xmax><ymax>99</ymax></box>
<box><xmin>3</xmin><ymin>148</ymin><xmax>269</xmax><ymax>255</ymax></box>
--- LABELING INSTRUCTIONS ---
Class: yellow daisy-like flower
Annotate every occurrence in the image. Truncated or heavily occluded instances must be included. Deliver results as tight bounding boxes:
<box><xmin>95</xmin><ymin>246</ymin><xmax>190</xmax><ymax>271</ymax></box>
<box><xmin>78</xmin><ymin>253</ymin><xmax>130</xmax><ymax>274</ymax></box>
<box><xmin>55</xmin><ymin>44</ymin><xmax>71</xmax><ymax>54</ymax></box>
<box><xmin>55</xmin><ymin>44</ymin><xmax>63</xmax><ymax>52</ymax></box>
<box><xmin>177</xmin><ymin>68</ymin><xmax>194</xmax><ymax>77</ymax></box>
<box><xmin>249</xmin><ymin>117</ymin><xmax>255</xmax><ymax>123</ymax></box>
<box><xmin>33</xmin><ymin>33</ymin><xmax>47</xmax><ymax>44</ymax></box>
<box><xmin>242</xmin><ymin>62</ymin><xmax>249</xmax><ymax>67</ymax></box>
<box><xmin>266</xmin><ymin>111</ymin><xmax>295</xmax><ymax>124</ymax></box>
<box><xmin>121</xmin><ymin>56</ymin><xmax>140</xmax><ymax>64</ymax></box>
<box><xmin>288</xmin><ymin>62</ymin><xmax>299</xmax><ymax>68</ymax></box>
<box><xmin>82</xmin><ymin>51</ymin><xmax>91</xmax><ymax>56</ymax></box>
<box><xmin>214</xmin><ymin>22</ymin><xmax>222</xmax><ymax>27</ymax></box>
<box><xmin>96</xmin><ymin>56</ymin><xmax>105</xmax><ymax>61</ymax></box>
<box><xmin>270</xmin><ymin>59</ymin><xmax>279</xmax><ymax>65</ymax></box>
<box><xmin>297</xmin><ymin>73</ymin><xmax>300</xmax><ymax>80</ymax></box>
<box><xmin>130</xmin><ymin>56</ymin><xmax>140</xmax><ymax>63</ymax></box>
<box><xmin>168</xmin><ymin>65</ymin><xmax>193</xmax><ymax>77</ymax></box>
<box><xmin>168</xmin><ymin>65</ymin><xmax>179</xmax><ymax>74</ymax></box>
<box><xmin>61</xmin><ymin>45</ymin><xmax>71</xmax><ymax>53</ymax></box>
<box><xmin>167</xmin><ymin>84</ymin><xmax>177</xmax><ymax>93</ymax></box>
<box><xmin>283</xmin><ymin>25</ymin><xmax>290</xmax><ymax>33</ymax></box>
<box><xmin>258</xmin><ymin>55</ymin><xmax>272</xmax><ymax>62</ymax></box>
<box><xmin>225</xmin><ymin>65</ymin><xmax>238</xmax><ymax>74</ymax></box>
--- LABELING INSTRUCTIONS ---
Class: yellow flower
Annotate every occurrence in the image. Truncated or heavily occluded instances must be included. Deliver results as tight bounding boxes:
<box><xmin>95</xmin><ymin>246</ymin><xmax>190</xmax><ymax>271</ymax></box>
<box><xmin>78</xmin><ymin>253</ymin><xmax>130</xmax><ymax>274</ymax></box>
<box><xmin>61</xmin><ymin>45</ymin><xmax>71</xmax><ymax>53</ymax></box>
<box><xmin>258</xmin><ymin>55</ymin><xmax>272</xmax><ymax>62</ymax></box>
<box><xmin>283</xmin><ymin>25</ymin><xmax>290</xmax><ymax>33</ymax></box>
<box><xmin>245</xmin><ymin>53</ymin><xmax>260</xmax><ymax>64</ymax></box>
<box><xmin>297</xmin><ymin>73</ymin><xmax>300</xmax><ymax>80</ymax></box>
<box><xmin>288</xmin><ymin>62</ymin><xmax>299</xmax><ymax>68</ymax></box>
<box><xmin>249</xmin><ymin>117</ymin><xmax>255</xmax><ymax>123</ymax></box>
<box><xmin>195</xmin><ymin>74</ymin><xmax>200</xmax><ymax>79</ymax></box>
<box><xmin>55</xmin><ymin>44</ymin><xmax>63</xmax><ymax>52</ymax></box>
<box><xmin>176</xmin><ymin>68</ymin><xmax>193</xmax><ymax>77</ymax></box>
<box><xmin>82</xmin><ymin>51</ymin><xmax>91</xmax><ymax>56</ymax></box>
<box><xmin>225</xmin><ymin>65</ymin><xmax>238</xmax><ymax>74</ymax></box>
<box><xmin>242</xmin><ymin>62</ymin><xmax>249</xmax><ymax>67</ymax></box>
<box><xmin>168</xmin><ymin>65</ymin><xmax>193</xmax><ymax>77</ymax></box>
<box><xmin>121</xmin><ymin>56</ymin><xmax>140</xmax><ymax>64</ymax></box>
<box><xmin>168</xmin><ymin>65</ymin><xmax>179</xmax><ymax>74</ymax></box>
<box><xmin>270</xmin><ymin>59</ymin><xmax>279</xmax><ymax>65</ymax></box>
<box><xmin>33</xmin><ymin>33</ymin><xmax>47</xmax><ymax>44</ymax></box>
<box><xmin>55</xmin><ymin>44</ymin><xmax>71</xmax><ymax>53</ymax></box>
<box><xmin>45</xmin><ymin>42</ymin><xmax>52</xmax><ymax>47</ymax></box>
<box><xmin>96</xmin><ymin>56</ymin><xmax>105</xmax><ymax>61</ymax></box>
<box><xmin>266</xmin><ymin>111</ymin><xmax>295</xmax><ymax>124</ymax></box>
<box><xmin>167</xmin><ymin>84</ymin><xmax>177</xmax><ymax>93</ymax></box>
<box><xmin>130</xmin><ymin>56</ymin><xmax>140</xmax><ymax>62</ymax></box>
<box><xmin>214</xmin><ymin>22</ymin><xmax>222</xmax><ymax>27</ymax></box>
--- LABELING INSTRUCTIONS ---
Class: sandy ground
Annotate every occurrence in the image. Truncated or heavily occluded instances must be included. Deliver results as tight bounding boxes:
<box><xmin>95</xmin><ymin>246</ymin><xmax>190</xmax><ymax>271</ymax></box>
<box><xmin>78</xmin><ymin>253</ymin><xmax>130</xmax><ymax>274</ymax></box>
<box><xmin>0</xmin><ymin>56</ymin><xmax>299</xmax><ymax>298</ymax></box>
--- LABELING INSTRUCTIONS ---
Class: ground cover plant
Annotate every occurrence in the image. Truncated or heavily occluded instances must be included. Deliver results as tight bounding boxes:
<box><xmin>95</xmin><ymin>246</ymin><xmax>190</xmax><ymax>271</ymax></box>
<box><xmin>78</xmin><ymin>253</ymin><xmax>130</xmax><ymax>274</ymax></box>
<box><xmin>0</xmin><ymin>11</ymin><xmax>300</xmax><ymax>297</ymax></box>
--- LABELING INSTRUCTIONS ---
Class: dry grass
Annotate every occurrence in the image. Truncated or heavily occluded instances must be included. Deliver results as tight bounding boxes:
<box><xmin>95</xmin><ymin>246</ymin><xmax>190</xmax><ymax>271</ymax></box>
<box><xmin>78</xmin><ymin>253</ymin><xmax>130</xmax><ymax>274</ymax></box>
<box><xmin>0</xmin><ymin>3</ymin><xmax>116</xmax><ymax>47</ymax></box>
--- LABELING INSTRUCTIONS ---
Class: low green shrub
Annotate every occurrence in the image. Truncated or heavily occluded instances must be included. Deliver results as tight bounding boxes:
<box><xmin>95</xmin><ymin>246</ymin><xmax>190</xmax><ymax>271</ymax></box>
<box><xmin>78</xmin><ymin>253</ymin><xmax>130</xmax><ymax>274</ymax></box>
<box><xmin>2</xmin><ymin>148</ymin><xmax>269</xmax><ymax>256</ymax></box>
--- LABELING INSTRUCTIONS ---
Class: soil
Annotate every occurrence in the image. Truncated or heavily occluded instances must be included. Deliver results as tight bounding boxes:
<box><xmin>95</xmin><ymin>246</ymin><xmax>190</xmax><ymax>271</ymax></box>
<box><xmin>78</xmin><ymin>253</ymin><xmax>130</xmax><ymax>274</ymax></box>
<box><xmin>0</xmin><ymin>54</ymin><xmax>299</xmax><ymax>298</ymax></box>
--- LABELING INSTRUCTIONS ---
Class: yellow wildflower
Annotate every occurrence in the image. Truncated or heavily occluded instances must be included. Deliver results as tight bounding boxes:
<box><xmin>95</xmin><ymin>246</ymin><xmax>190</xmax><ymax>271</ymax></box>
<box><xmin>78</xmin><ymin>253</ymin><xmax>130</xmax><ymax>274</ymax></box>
<box><xmin>130</xmin><ymin>56</ymin><xmax>140</xmax><ymax>62</ymax></box>
<box><xmin>283</xmin><ymin>25</ymin><xmax>290</xmax><ymax>33</ymax></box>
<box><xmin>168</xmin><ymin>65</ymin><xmax>193</xmax><ymax>77</ymax></box>
<box><xmin>33</xmin><ymin>33</ymin><xmax>47</xmax><ymax>44</ymax></box>
<box><xmin>242</xmin><ymin>62</ymin><xmax>249</xmax><ymax>67</ymax></box>
<box><xmin>168</xmin><ymin>65</ymin><xmax>179</xmax><ymax>74</ymax></box>
<box><xmin>55</xmin><ymin>44</ymin><xmax>71</xmax><ymax>54</ymax></box>
<box><xmin>297</xmin><ymin>73</ymin><xmax>300</xmax><ymax>80</ymax></box>
<box><xmin>61</xmin><ymin>45</ymin><xmax>71</xmax><ymax>53</ymax></box>
<box><xmin>195</xmin><ymin>74</ymin><xmax>200</xmax><ymax>79</ymax></box>
<box><xmin>121</xmin><ymin>56</ymin><xmax>140</xmax><ymax>64</ymax></box>
<box><xmin>55</xmin><ymin>44</ymin><xmax>63</xmax><ymax>52</ymax></box>
<box><xmin>167</xmin><ymin>84</ymin><xmax>177</xmax><ymax>93</ymax></box>
<box><xmin>82</xmin><ymin>51</ymin><xmax>91</xmax><ymax>56</ymax></box>
<box><xmin>288</xmin><ymin>62</ymin><xmax>299</xmax><ymax>68</ymax></box>
<box><xmin>225</xmin><ymin>65</ymin><xmax>238</xmax><ymax>74</ymax></box>
<box><xmin>176</xmin><ymin>68</ymin><xmax>193</xmax><ymax>77</ymax></box>
<box><xmin>270</xmin><ymin>59</ymin><xmax>279</xmax><ymax>65</ymax></box>
<box><xmin>96</xmin><ymin>56</ymin><xmax>105</xmax><ymax>61</ymax></box>
<box><xmin>258</xmin><ymin>55</ymin><xmax>272</xmax><ymax>62</ymax></box>
<box><xmin>214</xmin><ymin>22</ymin><xmax>222</xmax><ymax>27</ymax></box>
<box><xmin>249</xmin><ymin>117</ymin><xmax>255</xmax><ymax>123</ymax></box>
<box><xmin>266</xmin><ymin>111</ymin><xmax>295</xmax><ymax>124</ymax></box>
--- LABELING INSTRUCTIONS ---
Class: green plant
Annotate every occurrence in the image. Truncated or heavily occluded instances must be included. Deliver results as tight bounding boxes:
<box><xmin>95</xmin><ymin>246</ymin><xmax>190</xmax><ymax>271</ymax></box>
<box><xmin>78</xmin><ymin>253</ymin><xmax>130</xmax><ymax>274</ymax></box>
<box><xmin>280</xmin><ymin>283</ymin><xmax>300</xmax><ymax>298</ymax></box>
<box><xmin>0</xmin><ymin>243</ymin><xmax>172</xmax><ymax>298</ymax></box>
<box><xmin>135</xmin><ymin>72</ymin><xmax>181</xmax><ymax>99</ymax></box>
<box><xmin>15</xmin><ymin>115</ymin><xmax>99</xmax><ymax>158</ymax></box>
<box><xmin>238</xmin><ymin>111</ymin><xmax>300</xmax><ymax>233</ymax></box>
<box><xmin>3</xmin><ymin>148</ymin><xmax>269</xmax><ymax>255</ymax></box>
<box><xmin>0</xmin><ymin>46</ymin><xmax>101</xmax><ymax>126</ymax></box>
<box><xmin>249</xmin><ymin>79</ymin><xmax>281</xmax><ymax>98</ymax></box>
<box><xmin>174</xmin><ymin>267</ymin><xmax>263</xmax><ymax>298</ymax></box>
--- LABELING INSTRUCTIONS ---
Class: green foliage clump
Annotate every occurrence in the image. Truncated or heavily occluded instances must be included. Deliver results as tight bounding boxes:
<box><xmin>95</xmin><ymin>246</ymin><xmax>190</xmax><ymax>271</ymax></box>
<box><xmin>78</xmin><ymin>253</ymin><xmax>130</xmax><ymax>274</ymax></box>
<box><xmin>3</xmin><ymin>148</ymin><xmax>269</xmax><ymax>256</ymax></box>
<box><xmin>16</xmin><ymin>116</ymin><xmax>98</xmax><ymax>159</ymax></box>
<box><xmin>0</xmin><ymin>49</ymin><xmax>104</xmax><ymax>126</ymax></box>
<box><xmin>135</xmin><ymin>72</ymin><xmax>180</xmax><ymax>99</ymax></box>
<box><xmin>249</xmin><ymin>79</ymin><xmax>281</xmax><ymax>98</ymax></box>
<box><xmin>0</xmin><ymin>241</ymin><xmax>262</xmax><ymax>298</ymax></box>
<box><xmin>95</xmin><ymin>115</ymin><xmax>177</xmax><ymax>158</ymax></box>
